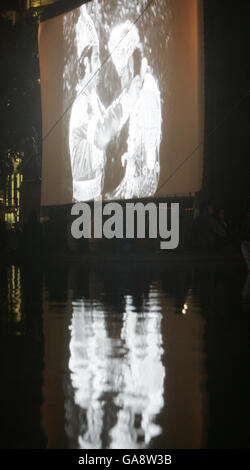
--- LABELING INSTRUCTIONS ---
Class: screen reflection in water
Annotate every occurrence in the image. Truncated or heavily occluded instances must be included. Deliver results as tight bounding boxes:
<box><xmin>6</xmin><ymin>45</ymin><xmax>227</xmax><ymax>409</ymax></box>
<box><xmin>67</xmin><ymin>286</ymin><xmax>165</xmax><ymax>449</ymax></box>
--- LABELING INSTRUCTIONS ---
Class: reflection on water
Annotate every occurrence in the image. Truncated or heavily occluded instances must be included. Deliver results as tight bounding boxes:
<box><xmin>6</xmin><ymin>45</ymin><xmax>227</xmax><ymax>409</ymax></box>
<box><xmin>42</xmin><ymin>263</ymin><xmax>209</xmax><ymax>449</ymax></box>
<box><xmin>1</xmin><ymin>258</ymin><xmax>250</xmax><ymax>449</ymax></box>
<box><xmin>7</xmin><ymin>265</ymin><xmax>23</xmax><ymax>333</ymax></box>
<box><xmin>67</xmin><ymin>287</ymin><xmax>165</xmax><ymax>449</ymax></box>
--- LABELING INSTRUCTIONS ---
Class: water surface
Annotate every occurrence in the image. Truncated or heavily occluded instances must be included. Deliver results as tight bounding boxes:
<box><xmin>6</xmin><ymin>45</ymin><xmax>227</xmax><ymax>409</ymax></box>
<box><xmin>0</xmin><ymin>258</ymin><xmax>249</xmax><ymax>448</ymax></box>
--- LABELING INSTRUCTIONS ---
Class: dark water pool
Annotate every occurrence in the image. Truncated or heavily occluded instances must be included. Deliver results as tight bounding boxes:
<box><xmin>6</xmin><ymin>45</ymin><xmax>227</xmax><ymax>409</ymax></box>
<box><xmin>0</xmin><ymin>258</ymin><xmax>249</xmax><ymax>449</ymax></box>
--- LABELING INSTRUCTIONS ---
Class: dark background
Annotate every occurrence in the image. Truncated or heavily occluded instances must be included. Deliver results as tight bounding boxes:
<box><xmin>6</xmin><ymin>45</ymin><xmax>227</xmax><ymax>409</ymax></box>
<box><xmin>203</xmin><ymin>0</ymin><xmax>250</xmax><ymax>221</ymax></box>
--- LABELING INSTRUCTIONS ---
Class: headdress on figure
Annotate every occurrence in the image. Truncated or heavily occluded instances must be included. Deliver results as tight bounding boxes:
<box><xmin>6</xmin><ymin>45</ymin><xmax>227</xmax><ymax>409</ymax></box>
<box><xmin>108</xmin><ymin>20</ymin><xmax>140</xmax><ymax>76</ymax></box>
<box><xmin>76</xmin><ymin>5</ymin><xmax>99</xmax><ymax>60</ymax></box>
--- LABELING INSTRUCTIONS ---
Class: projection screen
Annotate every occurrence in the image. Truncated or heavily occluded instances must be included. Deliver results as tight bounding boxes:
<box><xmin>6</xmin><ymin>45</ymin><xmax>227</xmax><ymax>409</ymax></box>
<box><xmin>39</xmin><ymin>0</ymin><xmax>204</xmax><ymax>206</ymax></box>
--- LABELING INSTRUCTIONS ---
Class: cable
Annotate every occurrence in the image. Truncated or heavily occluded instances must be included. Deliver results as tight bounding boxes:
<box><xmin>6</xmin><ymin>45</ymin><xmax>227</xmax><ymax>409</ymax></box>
<box><xmin>155</xmin><ymin>88</ymin><xmax>250</xmax><ymax>196</ymax></box>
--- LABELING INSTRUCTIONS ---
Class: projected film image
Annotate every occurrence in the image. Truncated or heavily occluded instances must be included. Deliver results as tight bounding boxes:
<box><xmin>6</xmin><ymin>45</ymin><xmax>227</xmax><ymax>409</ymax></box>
<box><xmin>68</xmin><ymin>6</ymin><xmax>162</xmax><ymax>202</ymax></box>
<box><xmin>39</xmin><ymin>0</ymin><xmax>203</xmax><ymax>206</ymax></box>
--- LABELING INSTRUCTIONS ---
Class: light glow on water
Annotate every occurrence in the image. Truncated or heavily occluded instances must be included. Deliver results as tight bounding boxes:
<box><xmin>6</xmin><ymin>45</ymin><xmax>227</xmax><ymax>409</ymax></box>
<box><xmin>67</xmin><ymin>287</ymin><xmax>165</xmax><ymax>449</ymax></box>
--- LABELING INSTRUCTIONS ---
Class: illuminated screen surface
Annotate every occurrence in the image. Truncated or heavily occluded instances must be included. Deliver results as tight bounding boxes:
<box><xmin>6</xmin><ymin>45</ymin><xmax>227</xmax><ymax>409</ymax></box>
<box><xmin>39</xmin><ymin>0</ymin><xmax>204</xmax><ymax>205</ymax></box>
